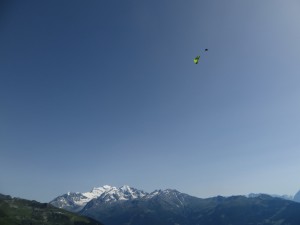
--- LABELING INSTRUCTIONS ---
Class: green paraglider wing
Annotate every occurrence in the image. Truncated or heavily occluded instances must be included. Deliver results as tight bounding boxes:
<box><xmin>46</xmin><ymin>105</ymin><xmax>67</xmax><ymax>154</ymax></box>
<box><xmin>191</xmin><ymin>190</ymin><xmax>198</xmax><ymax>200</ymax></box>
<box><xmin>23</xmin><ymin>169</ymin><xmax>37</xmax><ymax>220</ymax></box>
<box><xmin>194</xmin><ymin>56</ymin><xmax>200</xmax><ymax>64</ymax></box>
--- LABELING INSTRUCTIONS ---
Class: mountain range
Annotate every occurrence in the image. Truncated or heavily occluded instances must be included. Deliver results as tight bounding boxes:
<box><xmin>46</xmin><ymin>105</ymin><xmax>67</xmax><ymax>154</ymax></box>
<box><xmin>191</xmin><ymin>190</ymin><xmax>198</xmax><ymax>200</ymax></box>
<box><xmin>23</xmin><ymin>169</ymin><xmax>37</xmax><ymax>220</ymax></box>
<box><xmin>50</xmin><ymin>185</ymin><xmax>300</xmax><ymax>225</ymax></box>
<box><xmin>50</xmin><ymin>185</ymin><xmax>148</xmax><ymax>212</ymax></box>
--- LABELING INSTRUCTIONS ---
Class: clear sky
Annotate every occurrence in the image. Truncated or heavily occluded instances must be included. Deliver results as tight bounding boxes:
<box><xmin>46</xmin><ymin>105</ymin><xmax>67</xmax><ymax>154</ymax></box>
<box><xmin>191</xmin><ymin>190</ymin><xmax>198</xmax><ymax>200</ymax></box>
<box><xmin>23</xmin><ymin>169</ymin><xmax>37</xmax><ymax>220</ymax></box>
<box><xmin>1</xmin><ymin>0</ymin><xmax>300</xmax><ymax>203</ymax></box>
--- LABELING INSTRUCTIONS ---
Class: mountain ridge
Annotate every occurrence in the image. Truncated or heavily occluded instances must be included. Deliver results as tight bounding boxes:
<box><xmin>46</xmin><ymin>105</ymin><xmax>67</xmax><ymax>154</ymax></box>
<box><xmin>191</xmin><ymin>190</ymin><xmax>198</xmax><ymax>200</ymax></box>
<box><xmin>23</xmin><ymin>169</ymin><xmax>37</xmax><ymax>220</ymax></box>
<box><xmin>80</xmin><ymin>190</ymin><xmax>300</xmax><ymax>225</ymax></box>
<box><xmin>50</xmin><ymin>184</ymin><xmax>299</xmax><ymax>212</ymax></box>
<box><xmin>49</xmin><ymin>185</ymin><xmax>300</xmax><ymax>225</ymax></box>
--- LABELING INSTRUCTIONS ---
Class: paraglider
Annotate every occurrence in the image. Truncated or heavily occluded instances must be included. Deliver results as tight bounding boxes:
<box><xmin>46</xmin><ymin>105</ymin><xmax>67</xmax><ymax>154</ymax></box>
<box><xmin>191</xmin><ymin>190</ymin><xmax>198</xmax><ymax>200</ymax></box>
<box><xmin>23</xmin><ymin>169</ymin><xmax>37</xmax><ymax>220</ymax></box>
<box><xmin>194</xmin><ymin>56</ymin><xmax>200</xmax><ymax>64</ymax></box>
<box><xmin>194</xmin><ymin>49</ymin><xmax>208</xmax><ymax>64</ymax></box>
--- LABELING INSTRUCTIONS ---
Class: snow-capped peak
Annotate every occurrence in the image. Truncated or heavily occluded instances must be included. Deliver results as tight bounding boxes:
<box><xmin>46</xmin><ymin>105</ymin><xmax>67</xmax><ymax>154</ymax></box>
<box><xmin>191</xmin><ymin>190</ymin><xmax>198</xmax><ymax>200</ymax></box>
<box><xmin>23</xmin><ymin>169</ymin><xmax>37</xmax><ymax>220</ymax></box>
<box><xmin>120</xmin><ymin>185</ymin><xmax>131</xmax><ymax>191</ymax></box>
<box><xmin>50</xmin><ymin>185</ymin><xmax>149</xmax><ymax>212</ymax></box>
<box><xmin>83</xmin><ymin>185</ymin><xmax>115</xmax><ymax>199</ymax></box>
<box><xmin>103</xmin><ymin>185</ymin><xmax>113</xmax><ymax>189</ymax></box>
<box><xmin>95</xmin><ymin>185</ymin><xmax>147</xmax><ymax>202</ymax></box>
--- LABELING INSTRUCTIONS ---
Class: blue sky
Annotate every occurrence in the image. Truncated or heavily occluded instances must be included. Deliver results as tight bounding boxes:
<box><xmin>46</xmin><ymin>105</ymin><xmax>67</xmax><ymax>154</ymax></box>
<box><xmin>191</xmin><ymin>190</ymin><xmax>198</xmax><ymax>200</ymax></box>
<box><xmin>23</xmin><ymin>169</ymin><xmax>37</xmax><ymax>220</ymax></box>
<box><xmin>1</xmin><ymin>0</ymin><xmax>300</xmax><ymax>202</ymax></box>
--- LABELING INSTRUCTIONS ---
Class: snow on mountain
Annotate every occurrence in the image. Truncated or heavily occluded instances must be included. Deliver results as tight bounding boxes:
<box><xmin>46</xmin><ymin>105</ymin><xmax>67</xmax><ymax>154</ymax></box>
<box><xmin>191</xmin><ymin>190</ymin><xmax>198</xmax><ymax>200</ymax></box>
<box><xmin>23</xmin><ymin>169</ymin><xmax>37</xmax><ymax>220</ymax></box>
<box><xmin>50</xmin><ymin>185</ymin><xmax>148</xmax><ymax>212</ymax></box>
<box><xmin>98</xmin><ymin>185</ymin><xmax>147</xmax><ymax>202</ymax></box>
<box><xmin>50</xmin><ymin>192</ymin><xmax>89</xmax><ymax>212</ymax></box>
<box><xmin>50</xmin><ymin>185</ymin><xmax>115</xmax><ymax>212</ymax></box>
<box><xmin>83</xmin><ymin>185</ymin><xmax>114</xmax><ymax>200</ymax></box>
<box><xmin>145</xmin><ymin>190</ymin><xmax>160</xmax><ymax>199</ymax></box>
<box><xmin>145</xmin><ymin>189</ymin><xmax>180</xmax><ymax>199</ymax></box>
<box><xmin>80</xmin><ymin>187</ymin><xmax>191</xmax><ymax>217</ymax></box>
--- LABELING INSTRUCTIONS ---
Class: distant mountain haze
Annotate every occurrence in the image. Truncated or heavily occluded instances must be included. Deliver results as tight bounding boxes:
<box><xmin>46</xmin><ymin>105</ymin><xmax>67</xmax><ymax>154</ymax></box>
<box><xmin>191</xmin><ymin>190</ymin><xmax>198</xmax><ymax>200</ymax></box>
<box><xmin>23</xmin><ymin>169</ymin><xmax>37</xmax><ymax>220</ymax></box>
<box><xmin>293</xmin><ymin>190</ymin><xmax>300</xmax><ymax>202</ymax></box>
